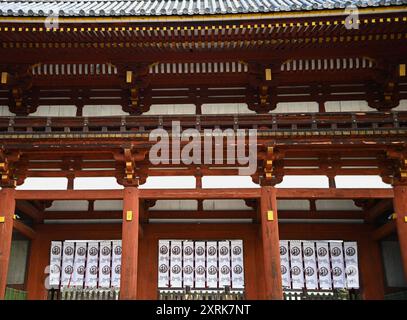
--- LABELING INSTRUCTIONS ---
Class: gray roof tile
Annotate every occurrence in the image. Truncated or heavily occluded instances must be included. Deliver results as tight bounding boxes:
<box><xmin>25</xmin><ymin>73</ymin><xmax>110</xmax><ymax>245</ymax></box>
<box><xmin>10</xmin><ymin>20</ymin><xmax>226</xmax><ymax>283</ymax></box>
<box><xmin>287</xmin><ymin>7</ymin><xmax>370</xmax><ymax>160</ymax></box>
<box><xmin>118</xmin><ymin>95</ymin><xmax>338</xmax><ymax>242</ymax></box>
<box><xmin>0</xmin><ymin>0</ymin><xmax>405</xmax><ymax>17</ymax></box>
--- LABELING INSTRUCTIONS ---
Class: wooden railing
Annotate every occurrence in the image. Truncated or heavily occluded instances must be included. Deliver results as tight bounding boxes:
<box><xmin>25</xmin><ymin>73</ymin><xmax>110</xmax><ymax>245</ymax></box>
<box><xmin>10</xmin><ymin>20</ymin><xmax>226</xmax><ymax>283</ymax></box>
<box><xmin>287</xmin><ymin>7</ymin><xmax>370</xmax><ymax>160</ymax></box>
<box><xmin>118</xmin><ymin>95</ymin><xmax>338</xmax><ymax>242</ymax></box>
<box><xmin>284</xmin><ymin>289</ymin><xmax>360</xmax><ymax>300</ymax></box>
<box><xmin>4</xmin><ymin>287</ymin><xmax>27</xmax><ymax>300</ymax></box>
<box><xmin>48</xmin><ymin>288</ymin><xmax>120</xmax><ymax>300</ymax></box>
<box><xmin>0</xmin><ymin>112</ymin><xmax>405</xmax><ymax>136</ymax></box>
<box><xmin>47</xmin><ymin>288</ymin><xmax>361</xmax><ymax>300</ymax></box>
<box><xmin>158</xmin><ymin>288</ymin><xmax>245</xmax><ymax>300</ymax></box>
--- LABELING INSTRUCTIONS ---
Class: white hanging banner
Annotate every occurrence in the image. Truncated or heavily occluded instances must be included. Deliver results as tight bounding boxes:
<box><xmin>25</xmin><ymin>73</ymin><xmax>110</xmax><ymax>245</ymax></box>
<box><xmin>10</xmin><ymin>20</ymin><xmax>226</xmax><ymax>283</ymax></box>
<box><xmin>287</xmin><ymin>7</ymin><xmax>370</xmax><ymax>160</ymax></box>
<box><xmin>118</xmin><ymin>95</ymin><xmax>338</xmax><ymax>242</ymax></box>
<box><xmin>158</xmin><ymin>240</ymin><xmax>170</xmax><ymax>288</ymax></box>
<box><xmin>49</xmin><ymin>241</ymin><xmax>62</xmax><ymax>287</ymax></box>
<box><xmin>111</xmin><ymin>240</ymin><xmax>122</xmax><ymax>288</ymax></box>
<box><xmin>289</xmin><ymin>240</ymin><xmax>304</xmax><ymax>289</ymax></box>
<box><xmin>61</xmin><ymin>241</ymin><xmax>75</xmax><ymax>287</ymax></box>
<box><xmin>98</xmin><ymin>241</ymin><xmax>112</xmax><ymax>288</ymax></box>
<box><xmin>206</xmin><ymin>241</ymin><xmax>218</xmax><ymax>288</ymax></box>
<box><xmin>85</xmin><ymin>241</ymin><xmax>99</xmax><ymax>288</ymax></box>
<box><xmin>344</xmin><ymin>242</ymin><xmax>359</xmax><ymax>289</ymax></box>
<box><xmin>72</xmin><ymin>242</ymin><xmax>87</xmax><ymax>287</ymax></box>
<box><xmin>182</xmin><ymin>241</ymin><xmax>194</xmax><ymax>288</ymax></box>
<box><xmin>194</xmin><ymin>241</ymin><xmax>206</xmax><ymax>288</ymax></box>
<box><xmin>218</xmin><ymin>241</ymin><xmax>231</xmax><ymax>288</ymax></box>
<box><xmin>231</xmin><ymin>240</ymin><xmax>244</xmax><ymax>289</ymax></box>
<box><xmin>329</xmin><ymin>241</ymin><xmax>346</xmax><ymax>289</ymax></box>
<box><xmin>170</xmin><ymin>240</ymin><xmax>183</xmax><ymax>288</ymax></box>
<box><xmin>279</xmin><ymin>240</ymin><xmax>291</xmax><ymax>289</ymax></box>
<box><xmin>302</xmin><ymin>241</ymin><xmax>318</xmax><ymax>290</ymax></box>
<box><xmin>316</xmin><ymin>241</ymin><xmax>332</xmax><ymax>290</ymax></box>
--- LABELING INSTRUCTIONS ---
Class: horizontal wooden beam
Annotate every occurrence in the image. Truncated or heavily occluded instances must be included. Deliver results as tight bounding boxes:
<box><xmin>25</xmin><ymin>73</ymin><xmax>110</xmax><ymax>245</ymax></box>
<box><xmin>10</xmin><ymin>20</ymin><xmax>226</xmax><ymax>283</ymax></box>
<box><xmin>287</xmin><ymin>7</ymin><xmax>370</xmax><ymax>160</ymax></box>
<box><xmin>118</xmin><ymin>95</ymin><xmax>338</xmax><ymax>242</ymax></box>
<box><xmin>13</xmin><ymin>220</ymin><xmax>36</xmax><ymax>240</ymax></box>
<box><xmin>280</xmin><ymin>223</ymin><xmax>372</xmax><ymax>241</ymax></box>
<box><xmin>139</xmin><ymin>188</ymin><xmax>261</xmax><ymax>200</ymax></box>
<box><xmin>276</xmin><ymin>188</ymin><xmax>394</xmax><ymax>199</ymax></box>
<box><xmin>15</xmin><ymin>189</ymin><xmax>123</xmax><ymax>200</ymax></box>
<box><xmin>148</xmin><ymin>210</ymin><xmax>365</xmax><ymax>220</ymax></box>
<box><xmin>15</xmin><ymin>200</ymin><xmax>43</xmax><ymax>223</ymax></box>
<box><xmin>43</xmin><ymin>211</ymin><xmax>122</xmax><ymax>220</ymax></box>
<box><xmin>279</xmin><ymin>210</ymin><xmax>364</xmax><ymax>220</ymax></box>
<box><xmin>14</xmin><ymin>188</ymin><xmax>393</xmax><ymax>201</ymax></box>
<box><xmin>43</xmin><ymin>209</ymin><xmax>364</xmax><ymax>220</ymax></box>
<box><xmin>148</xmin><ymin>210</ymin><xmax>254</xmax><ymax>220</ymax></box>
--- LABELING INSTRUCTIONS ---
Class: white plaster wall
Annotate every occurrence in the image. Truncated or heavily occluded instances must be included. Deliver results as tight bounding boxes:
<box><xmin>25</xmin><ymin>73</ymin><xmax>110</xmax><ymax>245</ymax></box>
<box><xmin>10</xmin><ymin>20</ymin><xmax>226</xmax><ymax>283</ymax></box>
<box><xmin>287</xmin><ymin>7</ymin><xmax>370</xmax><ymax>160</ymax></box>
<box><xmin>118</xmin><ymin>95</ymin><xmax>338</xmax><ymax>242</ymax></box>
<box><xmin>202</xmin><ymin>103</ymin><xmax>254</xmax><ymax>114</ymax></box>
<box><xmin>277</xmin><ymin>200</ymin><xmax>310</xmax><ymax>211</ymax></box>
<box><xmin>271</xmin><ymin>102</ymin><xmax>319</xmax><ymax>113</ymax></box>
<box><xmin>45</xmin><ymin>200</ymin><xmax>89</xmax><ymax>211</ymax></box>
<box><xmin>394</xmin><ymin>99</ymin><xmax>407</xmax><ymax>111</ymax></box>
<box><xmin>150</xmin><ymin>200</ymin><xmax>198</xmax><ymax>211</ymax></box>
<box><xmin>202</xmin><ymin>176</ymin><xmax>259</xmax><ymax>188</ymax></box>
<box><xmin>203</xmin><ymin>199</ymin><xmax>251</xmax><ymax>210</ymax></box>
<box><xmin>82</xmin><ymin>105</ymin><xmax>129</xmax><ymax>117</ymax></box>
<box><xmin>144</xmin><ymin>104</ymin><xmax>195</xmax><ymax>115</ymax></box>
<box><xmin>316</xmin><ymin>200</ymin><xmax>362</xmax><ymax>211</ymax></box>
<box><xmin>277</xmin><ymin>176</ymin><xmax>329</xmax><ymax>188</ymax></box>
<box><xmin>0</xmin><ymin>105</ymin><xmax>14</xmax><ymax>116</ymax></box>
<box><xmin>16</xmin><ymin>178</ymin><xmax>68</xmax><ymax>190</ymax></box>
<box><xmin>30</xmin><ymin>105</ymin><xmax>77</xmax><ymax>117</ymax></box>
<box><xmin>325</xmin><ymin>100</ymin><xmax>375</xmax><ymax>112</ymax></box>
<box><xmin>335</xmin><ymin>176</ymin><xmax>391</xmax><ymax>188</ymax></box>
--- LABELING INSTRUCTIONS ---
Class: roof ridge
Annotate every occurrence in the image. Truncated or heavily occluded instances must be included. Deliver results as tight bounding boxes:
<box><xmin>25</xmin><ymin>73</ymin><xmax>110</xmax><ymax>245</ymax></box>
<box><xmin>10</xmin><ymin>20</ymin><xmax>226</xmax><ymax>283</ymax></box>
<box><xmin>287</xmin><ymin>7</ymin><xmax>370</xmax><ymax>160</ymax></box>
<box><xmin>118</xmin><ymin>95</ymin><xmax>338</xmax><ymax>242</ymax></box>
<box><xmin>0</xmin><ymin>0</ymin><xmax>405</xmax><ymax>18</ymax></box>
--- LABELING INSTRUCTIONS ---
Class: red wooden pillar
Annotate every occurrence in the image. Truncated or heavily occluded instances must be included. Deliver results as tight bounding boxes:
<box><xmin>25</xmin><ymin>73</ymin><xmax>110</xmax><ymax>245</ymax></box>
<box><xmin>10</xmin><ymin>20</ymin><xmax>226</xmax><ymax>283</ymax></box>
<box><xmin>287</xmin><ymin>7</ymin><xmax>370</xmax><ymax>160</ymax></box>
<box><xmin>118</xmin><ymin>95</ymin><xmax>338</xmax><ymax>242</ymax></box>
<box><xmin>0</xmin><ymin>188</ymin><xmax>16</xmax><ymax>299</ymax></box>
<box><xmin>120</xmin><ymin>187</ymin><xmax>139</xmax><ymax>299</ymax></box>
<box><xmin>393</xmin><ymin>185</ymin><xmax>407</xmax><ymax>280</ymax></box>
<box><xmin>358</xmin><ymin>236</ymin><xmax>385</xmax><ymax>300</ymax></box>
<box><xmin>26</xmin><ymin>233</ymin><xmax>50</xmax><ymax>300</ymax></box>
<box><xmin>260</xmin><ymin>186</ymin><xmax>283</xmax><ymax>300</ymax></box>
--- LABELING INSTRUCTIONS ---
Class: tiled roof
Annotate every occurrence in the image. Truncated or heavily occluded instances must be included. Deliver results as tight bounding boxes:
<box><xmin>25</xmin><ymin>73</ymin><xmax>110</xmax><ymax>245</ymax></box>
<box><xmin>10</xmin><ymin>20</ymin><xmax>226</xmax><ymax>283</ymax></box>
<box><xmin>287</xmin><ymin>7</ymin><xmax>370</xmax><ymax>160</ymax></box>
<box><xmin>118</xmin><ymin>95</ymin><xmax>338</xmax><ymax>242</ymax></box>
<box><xmin>0</xmin><ymin>0</ymin><xmax>405</xmax><ymax>17</ymax></box>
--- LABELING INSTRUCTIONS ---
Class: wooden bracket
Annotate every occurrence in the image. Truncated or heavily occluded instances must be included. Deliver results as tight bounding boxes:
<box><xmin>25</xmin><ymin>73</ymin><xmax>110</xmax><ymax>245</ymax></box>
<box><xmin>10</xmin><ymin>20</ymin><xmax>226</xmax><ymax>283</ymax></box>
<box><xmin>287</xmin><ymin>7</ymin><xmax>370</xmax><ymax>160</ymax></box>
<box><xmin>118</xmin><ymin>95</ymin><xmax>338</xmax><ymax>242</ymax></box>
<box><xmin>383</xmin><ymin>150</ymin><xmax>407</xmax><ymax>185</ymax></box>
<box><xmin>0</xmin><ymin>149</ymin><xmax>20</xmax><ymax>188</ymax></box>
<box><xmin>259</xmin><ymin>85</ymin><xmax>269</xmax><ymax>106</ymax></box>
<box><xmin>263</xmin><ymin>146</ymin><xmax>274</xmax><ymax>182</ymax></box>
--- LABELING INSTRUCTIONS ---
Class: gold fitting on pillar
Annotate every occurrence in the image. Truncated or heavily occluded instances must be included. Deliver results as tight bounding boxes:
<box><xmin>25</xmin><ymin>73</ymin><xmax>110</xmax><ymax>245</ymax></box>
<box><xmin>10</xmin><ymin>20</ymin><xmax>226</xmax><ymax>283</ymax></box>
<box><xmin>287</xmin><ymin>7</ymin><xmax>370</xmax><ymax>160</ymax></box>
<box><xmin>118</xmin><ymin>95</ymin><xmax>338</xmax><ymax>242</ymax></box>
<box><xmin>267</xmin><ymin>210</ymin><xmax>274</xmax><ymax>221</ymax></box>
<box><xmin>265</xmin><ymin>68</ymin><xmax>272</xmax><ymax>81</ymax></box>
<box><xmin>391</xmin><ymin>213</ymin><xmax>397</xmax><ymax>220</ymax></box>
<box><xmin>1</xmin><ymin>72</ymin><xmax>8</xmax><ymax>84</ymax></box>
<box><xmin>126</xmin><ymin>70</ymin><xmax>133</xmax><ymax>83</ymax></box>
<box><xmin>126</xmin><ymin>210</ymin><xmax>133</xmax><ymax>221</ymax></box>
<box><xmin>400</xmin><ymin>64</ymin><xmax>406</xmax><ymax>77</ymax></box>
<box><xmin>0</xmin><ymin>216</ymin><xmax>5</xmax><ymax>223</ymax></box>
<box><xmin>404</xmin><ymin>216</ymin><xmax>407</xmax><ymax>223</ymax></box>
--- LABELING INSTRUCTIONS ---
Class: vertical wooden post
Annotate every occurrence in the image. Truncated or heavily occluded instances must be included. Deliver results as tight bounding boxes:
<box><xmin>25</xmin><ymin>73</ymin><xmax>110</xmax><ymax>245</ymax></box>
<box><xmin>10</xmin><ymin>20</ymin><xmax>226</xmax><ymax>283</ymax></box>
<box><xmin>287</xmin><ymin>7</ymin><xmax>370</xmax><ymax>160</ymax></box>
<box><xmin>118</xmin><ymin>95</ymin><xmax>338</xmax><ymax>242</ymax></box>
<box><xmin>120</xmin><ymin>187</ymin><xmax>139</xmax><ymax>299</ymax></box>
<box><xmin>260</xmin><ymin>186</ymin><xmax>283</xmax><ymax>300</ymax></box>
<box><xmin>393</xmin><ymin>185</ymin><xmax>407</xmax><ymax>280</ymax></box>
<box><xmin>358</xmin><ymin>236</ymin><xmax>385</xmax><ymax>300</ymax></box>
<box><xmin>0</xmin><ymin>188</ymin><xmax>16</xmax><ymax>299</ymax></box>
<box><xmin>26</xmin><ymin>233</ymin><xmax>50</xmax><ymax>300</ymax></box>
